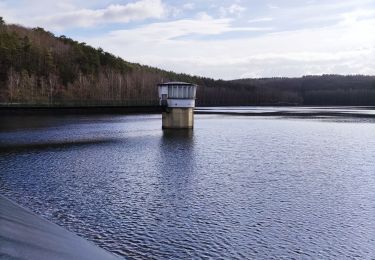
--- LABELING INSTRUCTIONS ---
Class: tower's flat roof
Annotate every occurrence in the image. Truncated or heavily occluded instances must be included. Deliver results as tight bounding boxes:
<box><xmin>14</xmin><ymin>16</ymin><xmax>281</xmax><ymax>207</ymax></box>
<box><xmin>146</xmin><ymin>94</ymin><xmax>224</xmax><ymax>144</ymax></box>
<box><xmin>158</xmin><ymin>82</ymin><xmax>197</xmax><ymax>86</ymax></box>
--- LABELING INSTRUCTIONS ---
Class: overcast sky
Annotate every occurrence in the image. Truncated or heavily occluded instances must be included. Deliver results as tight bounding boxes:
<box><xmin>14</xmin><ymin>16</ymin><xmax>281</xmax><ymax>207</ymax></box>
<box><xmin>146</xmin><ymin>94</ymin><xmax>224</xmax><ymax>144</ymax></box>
<box><xmin>1</xmin><ymin>0</ymin><xmax>375</xmax><ymax>79</ymax></box>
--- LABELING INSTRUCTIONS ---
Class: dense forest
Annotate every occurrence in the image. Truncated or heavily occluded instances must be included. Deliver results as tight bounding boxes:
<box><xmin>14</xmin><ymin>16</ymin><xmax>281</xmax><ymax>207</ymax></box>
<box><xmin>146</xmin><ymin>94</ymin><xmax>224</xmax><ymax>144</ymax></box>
<box><xmin>1</xmin><ymin>18</ymin><xmax>375</xmax><ymax>107</ymax></box>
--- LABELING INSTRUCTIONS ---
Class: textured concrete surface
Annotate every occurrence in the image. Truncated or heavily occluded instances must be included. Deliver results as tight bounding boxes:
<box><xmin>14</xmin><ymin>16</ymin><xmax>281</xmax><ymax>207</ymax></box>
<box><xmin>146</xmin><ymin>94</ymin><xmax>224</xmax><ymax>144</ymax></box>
<box><xmin>0</xmin><ymin>195</ymin><xmax>120</xmax><ymax>260</ymax></box>
<box><xmin>162</xmin><ymin>108</ymin><xmax>194</xmax><ymax>129</ymax></box>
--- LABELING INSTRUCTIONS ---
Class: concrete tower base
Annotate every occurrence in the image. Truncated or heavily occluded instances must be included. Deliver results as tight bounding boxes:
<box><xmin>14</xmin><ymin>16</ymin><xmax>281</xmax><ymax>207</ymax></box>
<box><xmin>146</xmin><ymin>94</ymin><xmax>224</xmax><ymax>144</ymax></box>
<box><xmin>162</xmin><ymin>108</ymin><xmax>194</xmax><ymax>129</ymax></box>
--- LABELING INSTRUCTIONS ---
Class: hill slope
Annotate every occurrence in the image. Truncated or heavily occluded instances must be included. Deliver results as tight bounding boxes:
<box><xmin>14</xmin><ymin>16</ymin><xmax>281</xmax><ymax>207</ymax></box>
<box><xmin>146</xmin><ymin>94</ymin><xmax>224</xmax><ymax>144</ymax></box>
<box><xmin>1</xmin><ymin>18</ymin><xmax>375</xmax><ymax>106</ymax></box>
<box><xmin>231</xmin><ymin>75</ymin><xmax>375</xmax><ymax>106</ymax></box>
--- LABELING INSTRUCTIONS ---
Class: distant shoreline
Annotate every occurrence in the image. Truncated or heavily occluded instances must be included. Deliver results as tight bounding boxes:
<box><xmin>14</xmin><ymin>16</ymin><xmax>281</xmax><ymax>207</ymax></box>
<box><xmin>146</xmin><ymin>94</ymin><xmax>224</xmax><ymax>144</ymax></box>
<box><xmin>195</xmin><ymin>110</ymin><xmax>375</xmax><ymax>118</ymax></box>
<box><xmin>1</xmin><ymin>105</ymin><xmax>375</xmax><ymax>118</ymax></box>
<box><xmin>0</xmin><ymin>106</ymin><xmax>163</xmax><ymax>115</ymax></box>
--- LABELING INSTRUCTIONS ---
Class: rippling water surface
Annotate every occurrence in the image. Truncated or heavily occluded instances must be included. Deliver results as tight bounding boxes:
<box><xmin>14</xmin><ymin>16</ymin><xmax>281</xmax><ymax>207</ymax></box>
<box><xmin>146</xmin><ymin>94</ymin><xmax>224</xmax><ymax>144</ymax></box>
<box><xmin>1</xmin><ymin>108</ymin><xmax>375</xmax><ymax>259</ymax></box>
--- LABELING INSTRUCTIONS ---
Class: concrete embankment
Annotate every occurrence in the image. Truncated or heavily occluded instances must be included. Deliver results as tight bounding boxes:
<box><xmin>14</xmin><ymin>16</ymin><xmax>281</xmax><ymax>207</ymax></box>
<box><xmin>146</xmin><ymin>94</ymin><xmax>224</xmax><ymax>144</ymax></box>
<box><xmin>0</xmin><ymin>195</ymin><xmax>120</xmax><ymax>260</ymax></box>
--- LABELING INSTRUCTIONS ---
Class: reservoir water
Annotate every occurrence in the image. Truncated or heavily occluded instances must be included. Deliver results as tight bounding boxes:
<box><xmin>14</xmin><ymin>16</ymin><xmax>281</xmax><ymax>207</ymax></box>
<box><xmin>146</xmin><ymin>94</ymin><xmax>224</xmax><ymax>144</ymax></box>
<box><xmin>1</xmin><ymin>107</ymin><xmax>375</xmax><ymax>259</ymax></box>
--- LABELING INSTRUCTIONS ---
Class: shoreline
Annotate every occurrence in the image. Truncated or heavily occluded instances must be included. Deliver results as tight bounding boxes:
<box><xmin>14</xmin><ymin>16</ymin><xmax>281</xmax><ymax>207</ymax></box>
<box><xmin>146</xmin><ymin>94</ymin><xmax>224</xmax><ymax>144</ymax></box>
<box><xmin>0</xmin><ymin>106</ymin><xmax>162</xmax><ymax>115</ymax></box>
<box><xmin>1</xmin><ymin>105</ymin><xmax>374</xmax><ymax>116</ymax></box>
<box><xmin>194</xmin><ymin>110</ymin><xmax>375</xmax><ymax>118</ymax></box>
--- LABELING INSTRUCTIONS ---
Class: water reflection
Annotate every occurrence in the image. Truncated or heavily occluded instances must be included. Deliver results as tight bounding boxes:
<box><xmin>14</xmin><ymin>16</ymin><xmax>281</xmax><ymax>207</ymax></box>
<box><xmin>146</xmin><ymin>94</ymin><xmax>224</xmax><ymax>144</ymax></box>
<box><xmin>154</xmin><ymin>129</ymin><xmax>199</xmax><ymax>255</ymax></box>
<box><xmin>161</xmin><ymin>129</ymin><xmax>194</xmax><ymax>139</ymax></box>
<box><xmin>158</xmin><ymin>129</ymin><xmax>195</xmax><ymax>181</ymax></box>
<box><xmin>157</xmin><ymin>128</ymin><xmax>196</xmax><ymax>197</ymax></box>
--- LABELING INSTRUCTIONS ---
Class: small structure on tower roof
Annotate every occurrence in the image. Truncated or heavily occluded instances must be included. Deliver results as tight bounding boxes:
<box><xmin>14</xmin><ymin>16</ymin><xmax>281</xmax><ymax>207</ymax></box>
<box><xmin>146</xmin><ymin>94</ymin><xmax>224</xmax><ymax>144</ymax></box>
<box><xmin>158</xmin><ymin>82</ymin><xmax>198</xmax><ymax>129</ymax></box>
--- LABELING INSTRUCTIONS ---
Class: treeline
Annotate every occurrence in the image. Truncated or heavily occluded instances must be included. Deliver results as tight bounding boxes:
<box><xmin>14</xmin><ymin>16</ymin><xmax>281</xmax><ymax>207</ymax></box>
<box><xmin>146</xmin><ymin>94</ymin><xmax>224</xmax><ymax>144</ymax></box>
<box><xmin>0</xmin><ymin>19</ymin><xmax>167</xmax><ymax>106</ymax></box>
<box><xmin>231</xmin><ymin>76</ymin><xmax>375</xmax><ymax>106</ymax></box>
<box><xmin>1</xmin><ymin>18</ymin><xmax>375</xmax><ymax>107</ymax></box>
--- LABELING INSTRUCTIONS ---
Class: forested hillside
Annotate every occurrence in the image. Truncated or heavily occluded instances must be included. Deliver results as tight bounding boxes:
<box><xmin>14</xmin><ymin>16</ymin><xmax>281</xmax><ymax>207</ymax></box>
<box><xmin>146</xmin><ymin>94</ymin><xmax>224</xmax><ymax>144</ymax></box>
<box><xmin>231</xmin><ymin>75</ymin><xmax>375</xmax><ymax>106</ymax></box>
<box><xmin>0</xmin><ymin>18</ymin><xmax>194</xmax><ymax>106</ymax></box>
<box><xmin>1</xmin><ymin>18</ymin><xmax>375</xmax><ymax>107</ymax></box>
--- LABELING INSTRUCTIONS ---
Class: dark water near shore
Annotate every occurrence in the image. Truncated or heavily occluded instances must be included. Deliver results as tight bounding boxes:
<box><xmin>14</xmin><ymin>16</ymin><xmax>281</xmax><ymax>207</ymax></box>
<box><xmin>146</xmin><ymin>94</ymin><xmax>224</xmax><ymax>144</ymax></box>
<box><xmin>1</xmin><ymin>107</ymin><xmax>375</xmax><ymax>259</ymax></box>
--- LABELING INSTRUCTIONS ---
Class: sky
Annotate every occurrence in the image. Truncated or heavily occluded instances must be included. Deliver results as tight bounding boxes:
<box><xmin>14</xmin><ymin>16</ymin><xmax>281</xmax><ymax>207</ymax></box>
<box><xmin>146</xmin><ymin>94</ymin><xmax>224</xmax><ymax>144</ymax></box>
<box><xmin>1</xmin><ymin>0</ymin><xmax>375</xmax><ymax>79</ymax></box>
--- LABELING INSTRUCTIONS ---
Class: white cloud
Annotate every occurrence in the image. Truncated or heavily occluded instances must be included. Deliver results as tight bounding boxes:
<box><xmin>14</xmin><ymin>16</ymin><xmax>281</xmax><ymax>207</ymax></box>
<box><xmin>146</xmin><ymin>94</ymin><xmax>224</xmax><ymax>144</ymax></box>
<box><xmin>272</xmin><ymin>0</ymin><xmax>374</xmax><ymax>26</ymax></box>
<box><xmin>228</xmin><ymin>4</ymin><xmax>246</xmax><ymax>15</ymax></box>
<box><xmin>267</xmin><ymin>4</ymin><xmax>279</xmax><ymax>10</ymax></box>
<box><xmin>91</xmin><ymin>16</ymin><xmax>271</xmax><ymax>45</ymax></box>
<box><xmin>340</xmin><ymin>8</ymin><xmax>375</xmax><ymax>25</ymax></box>
<box><xmin>80</xmin><ymin>11</ymin><xmax>375</xmax><ymax>79</ymax></box>
<box><xmin>195</xmin><ymin>12</ymin><xmax>212</xmax><ymax>21</ymax></box>
<box><xmin>0</xmin><ymin>1</ymin><xmax>17</xmax><ymax>23</ymax></box>
<box><xmin>219</xmin><ymin>3</ymin><xmax>246</xmax><ymax>18</ymax></box>
<box><xmin>182</xmin><ymin>3</ymin><xmax>195</xmax><ymax>10</ymax></box>
<box><xmin>248</xmin><ymin>17</ymin><xmax>273</xmax><ymax>23</ymax></box>
<box><xmin>1</xmin><ymin>0</ymin><xmax>375</xmax><ymax>79</ymax></box>
<box><xmin>23</xmin><ymin>0</ymin><xmax>166</xmax><ymax>30</ymax></box>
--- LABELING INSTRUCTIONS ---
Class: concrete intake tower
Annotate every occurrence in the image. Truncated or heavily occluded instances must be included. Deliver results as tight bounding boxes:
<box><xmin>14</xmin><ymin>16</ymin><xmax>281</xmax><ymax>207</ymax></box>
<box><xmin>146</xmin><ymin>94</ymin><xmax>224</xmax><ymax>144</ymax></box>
<box><xmin>158</xmin><ymin>82</ymin><xmax>198</xmax><ymax>129</ymax></box>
